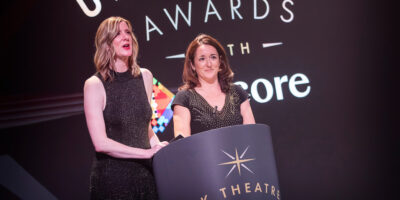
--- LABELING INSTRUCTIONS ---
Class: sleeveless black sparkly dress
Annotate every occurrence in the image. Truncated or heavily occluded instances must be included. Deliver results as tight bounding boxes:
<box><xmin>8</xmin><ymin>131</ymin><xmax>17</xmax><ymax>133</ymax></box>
<box><xmin>90</xmin><ymin>70</ymin><xmax>158</xmax><ymax>200</ymax></box>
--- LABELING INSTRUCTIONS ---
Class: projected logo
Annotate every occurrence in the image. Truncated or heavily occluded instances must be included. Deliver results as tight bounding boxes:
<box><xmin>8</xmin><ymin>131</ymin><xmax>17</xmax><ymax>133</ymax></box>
<box><xmin>219</xmin><ymin>146</ymin><xmax>255</xmax><ymax>178</ymax></box>
<box><xmin>151</xmin><ymin>78</ymin><xmax>175</xmax><ymax>134</ymax></box>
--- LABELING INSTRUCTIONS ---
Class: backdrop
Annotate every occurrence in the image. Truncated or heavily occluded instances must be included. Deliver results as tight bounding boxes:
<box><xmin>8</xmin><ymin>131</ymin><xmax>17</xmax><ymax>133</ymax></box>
<box><xmin>0</xmin><ymin>0</ymin><xmax>395</xmax><ymax>199</ymax></box>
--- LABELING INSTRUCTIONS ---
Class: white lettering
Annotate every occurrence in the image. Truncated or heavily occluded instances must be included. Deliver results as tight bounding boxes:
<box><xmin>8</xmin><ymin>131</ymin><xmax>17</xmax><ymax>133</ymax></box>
<box><xmin>163</xmin><ymin>2</ymin><xmax>192</xmax><ymax>30</ymax></box>
<box><xmin>274</xmin><ymin>75</ymin><xmax>288</xmax><ymax>100</ymax></box>
<box><xmin>281</xmin><ymin>0</ymin><xmax>294</xmax><ymax>23</ymax></box>
<box><xmin>240</xmin><ymin>42</ymin><xmax>250</xmax><ymax>54</ymax></box>
<box><xmin>227</xmin><ymin>44</ymin><xmax>235</xmax><ymax>56</ymax></box>
<box><xmin>254</xmin><ymin>0</ymin><xmax>270</xmax><ymax>20</ymax></box>
<box><xmin>76</xmin><ymin>0</ymin><xmax>102</xmax><ymax>17</ymax></box>
<box><xmin>236</xmin><ymin>73</ymin><xmax>311</xmax><ymax>103</ymax></box>
<box><xmin>205</xmin><ymin>0</ymin><xmax>222</xmax><ymax>23</ymax></box>
<box><xmin>145</xmin><ymin>16</ymin><xmax>164</xmax><ymax>41</ymax></box>
<box><xmin>230</xmin><ymin>0</ymin><xmax>243</xmax><ymax>20</ymax></box>
<box><xmin>251</xmin><ymin>78</ymin><xmax>274</xmax><ymax>103</ymax></box>
<box><xmin>289</xmin><ymin>73</ymin><xmax>311</xmax><ymax>98</ymax></box>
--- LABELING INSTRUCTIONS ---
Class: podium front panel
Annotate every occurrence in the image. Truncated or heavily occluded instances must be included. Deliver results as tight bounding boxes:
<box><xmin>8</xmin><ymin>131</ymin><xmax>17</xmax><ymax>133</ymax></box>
<box><xmin>153</xmin><ymin>124</ymin><xmax>280</xmax><ymax>200</ymax></box>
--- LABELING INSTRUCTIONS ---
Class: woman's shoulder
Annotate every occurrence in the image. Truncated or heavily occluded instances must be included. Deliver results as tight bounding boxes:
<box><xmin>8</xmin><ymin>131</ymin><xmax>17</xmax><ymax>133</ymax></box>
<box><xmin>230</xmin><ymin>84</ymin><xmax>249</xmax><ymax>102</ymax></box>
<box><xmin>175</xmin><ymin>89</ymin><xmax>193</xmax><ymax>97</ymax></box>
<box><xmin>140</xmin><ymin>67</ymin><xmax>153</xmax><ymax>80</ymax></box>
<box><xmin>172</xmin><ymin>89</ymin><xmax>193</xmax><ymax>108</ymax></box>
<box><xmin>139</xmin><ymin>67</ymin><xmax>154</xmax><ymax>86</ymax></box>
<box><xmin>140</xmin><ymin>67</ymin><xmax>152</xmax><ymax>76</ymax></box>
<box><xmin>85</xmin><ymin>75</ymin><xmax>102</xmax><ymax>87</ymax></box>
<box><xmin>230</xmin><ymin>84</ymin><xmax>246</xmax><ymax>92</ymax></box>
<box><xmin>84</xmin><ymin>75</ymin><xmax>105</xmax><ymax>96</ymax></box>
<box><xmin>175</xmin><ymin>89</ymin><xmax>196</xmax><ymax>102</ymax></box>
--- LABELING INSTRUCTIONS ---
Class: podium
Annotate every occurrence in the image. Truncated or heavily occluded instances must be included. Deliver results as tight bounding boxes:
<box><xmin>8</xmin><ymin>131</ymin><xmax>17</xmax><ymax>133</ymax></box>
<box><xmin>153</xmin><ymin>124</ymin><xmax>281</xmax><ymax>200</ymax></box>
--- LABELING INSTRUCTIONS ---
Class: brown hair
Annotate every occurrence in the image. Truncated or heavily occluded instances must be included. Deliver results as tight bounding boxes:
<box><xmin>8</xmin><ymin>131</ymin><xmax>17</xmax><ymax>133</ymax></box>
<box><xmin>94</xmin><ymin>16</ymin><xmax>140</xmax><ymax>81</ymax></box>
<box><xmin>180</xmin><ymin>34</ymin><xmax>234</xmax><ymax>93</ymax></box>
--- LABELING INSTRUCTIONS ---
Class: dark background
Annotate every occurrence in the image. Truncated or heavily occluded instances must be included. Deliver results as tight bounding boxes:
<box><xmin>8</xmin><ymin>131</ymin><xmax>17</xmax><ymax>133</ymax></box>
<box><xmin>0</xmin><ymin>0</ymin><xmax>396</xmax><ymax>199</ymax></box>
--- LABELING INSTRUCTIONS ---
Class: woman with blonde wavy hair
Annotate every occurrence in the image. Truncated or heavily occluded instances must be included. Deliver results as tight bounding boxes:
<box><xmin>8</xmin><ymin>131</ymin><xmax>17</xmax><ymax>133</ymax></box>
<box><xmin>83</xmin><ymin>16</ymin><xmax>167</xmax><ymax>199</ymax></box>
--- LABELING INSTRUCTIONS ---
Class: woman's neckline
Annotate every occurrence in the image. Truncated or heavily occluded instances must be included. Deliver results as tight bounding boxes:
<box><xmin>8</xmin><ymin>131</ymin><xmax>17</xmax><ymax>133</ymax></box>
<box><xmin>114</xmin><ymin>69</ymin><xmax>130</xmax><ymax>74</ymax></box>
<box><xmin>192</xmin><ymin>88</ymin><xmax>228</xmax><ymax>112</ymax></box>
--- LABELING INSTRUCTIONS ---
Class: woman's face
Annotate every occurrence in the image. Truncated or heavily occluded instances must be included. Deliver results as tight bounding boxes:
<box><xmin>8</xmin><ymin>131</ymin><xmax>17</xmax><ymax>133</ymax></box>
<box><xmin>112</xmin><ymin>22</ymin><xmax>133</xmax><ymax>60</ymax></box>
<box><xmin>191</xmin><ymin>44</ymin><xmax>221</xmax><ymax>83</ymax></box>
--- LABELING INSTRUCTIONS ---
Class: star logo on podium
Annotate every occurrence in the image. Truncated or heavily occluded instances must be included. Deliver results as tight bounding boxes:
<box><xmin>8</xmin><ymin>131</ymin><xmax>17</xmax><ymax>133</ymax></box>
<box><xmin>218</xmin><ymin>146</ymin><xmax>255</xmax><ymax>178</ymax></box>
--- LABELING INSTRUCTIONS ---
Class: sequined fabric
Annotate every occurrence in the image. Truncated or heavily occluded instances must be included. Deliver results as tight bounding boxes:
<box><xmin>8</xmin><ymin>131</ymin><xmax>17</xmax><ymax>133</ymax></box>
<box><xmin>90</xmin><ymin>70</ymin><xmax>157</xmax><ymax>200</ymax></box>
<box><xmin>172</xmin><ymin>84</ymin><xmax>249</xmax><ymax>135</ymax></box>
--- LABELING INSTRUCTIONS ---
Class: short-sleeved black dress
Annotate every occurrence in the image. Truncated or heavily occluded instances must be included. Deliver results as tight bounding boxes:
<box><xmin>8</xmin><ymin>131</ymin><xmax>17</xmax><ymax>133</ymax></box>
<box><xmin>172</xmin><ymin>84</ymin><xmax>249</xmax><ymax>135</ymax></box>
<box><xmin>89</xmin><ymin>70</ymin><xmax>158</xmax><ymax>200</ymax></box>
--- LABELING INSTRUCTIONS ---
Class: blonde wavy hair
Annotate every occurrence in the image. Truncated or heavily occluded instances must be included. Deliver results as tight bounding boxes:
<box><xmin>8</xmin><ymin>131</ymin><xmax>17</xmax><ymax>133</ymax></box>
<box><xmin>94</xmin><ymin>16</ymin><xmax>140</xmax><ymax>80</ymax></box>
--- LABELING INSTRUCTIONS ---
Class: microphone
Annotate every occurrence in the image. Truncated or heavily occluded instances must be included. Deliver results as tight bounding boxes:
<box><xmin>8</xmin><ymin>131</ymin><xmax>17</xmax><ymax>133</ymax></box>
<box><xmin>213</xmin><ymin>106</ymin><xmax>218</xmax><ymax>114</ymax></box>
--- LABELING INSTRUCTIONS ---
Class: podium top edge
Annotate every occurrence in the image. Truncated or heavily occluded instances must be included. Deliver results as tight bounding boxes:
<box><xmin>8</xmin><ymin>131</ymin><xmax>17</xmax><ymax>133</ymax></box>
<box><xmin>157</xmin><ymin>123</ymin><xmax>271</xmax><ymax>151</ymax></box>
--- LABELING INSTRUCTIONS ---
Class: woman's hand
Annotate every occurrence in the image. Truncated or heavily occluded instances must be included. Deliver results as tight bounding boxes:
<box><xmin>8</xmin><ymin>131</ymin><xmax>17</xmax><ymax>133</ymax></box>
<box><xmin>147</xmin><ymin>141</ymin><xmax>169</xmax><ymax>158</ymax></box>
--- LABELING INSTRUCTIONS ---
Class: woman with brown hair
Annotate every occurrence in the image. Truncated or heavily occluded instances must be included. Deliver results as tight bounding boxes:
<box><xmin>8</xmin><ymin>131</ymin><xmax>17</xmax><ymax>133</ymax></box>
<box><xmin>172</xmin><ymin>34</ymin><xmax>255</xmax><ymax>137</ymax></box>
<box><xmin>83</xmin><ymin>16</ymin><xmax>167</xmax><ymax>199</ymax></box>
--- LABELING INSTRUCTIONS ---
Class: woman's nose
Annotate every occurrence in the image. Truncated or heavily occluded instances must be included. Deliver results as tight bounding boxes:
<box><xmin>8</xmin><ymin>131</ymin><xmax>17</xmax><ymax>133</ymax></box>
<box><xmin>206</xmin><ymin>58</ymin><xmax>212</xmax><ymax>66</ymax></box>
<box><xmin>122</xmin><ymin>32</ymin><xmax>129</xmax><ymax>40</ymax></box>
